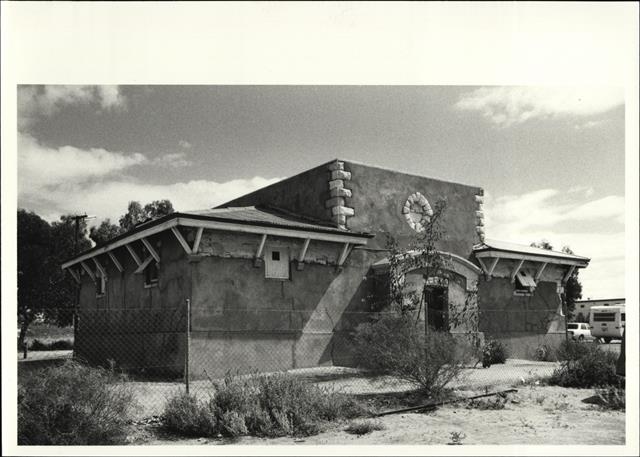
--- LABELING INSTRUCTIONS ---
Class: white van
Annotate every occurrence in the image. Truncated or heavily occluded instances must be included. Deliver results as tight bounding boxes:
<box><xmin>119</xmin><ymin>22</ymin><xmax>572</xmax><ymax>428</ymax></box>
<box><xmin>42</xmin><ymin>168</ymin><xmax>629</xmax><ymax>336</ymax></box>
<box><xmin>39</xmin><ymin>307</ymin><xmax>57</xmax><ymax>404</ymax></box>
<box><xmin>589</xmin><ymin>304</ymin><xmax>626</xmax><ymax>343</ymax></box>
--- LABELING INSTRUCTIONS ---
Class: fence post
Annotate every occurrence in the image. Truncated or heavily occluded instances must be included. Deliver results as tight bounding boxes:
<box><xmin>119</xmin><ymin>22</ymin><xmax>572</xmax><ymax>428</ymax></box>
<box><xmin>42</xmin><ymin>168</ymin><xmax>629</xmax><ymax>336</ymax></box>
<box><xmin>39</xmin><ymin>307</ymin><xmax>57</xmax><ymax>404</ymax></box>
<box><xmin>185</xmin><ymin>298</ymin><xmax>191</xmax><ymax>394</ymax></box>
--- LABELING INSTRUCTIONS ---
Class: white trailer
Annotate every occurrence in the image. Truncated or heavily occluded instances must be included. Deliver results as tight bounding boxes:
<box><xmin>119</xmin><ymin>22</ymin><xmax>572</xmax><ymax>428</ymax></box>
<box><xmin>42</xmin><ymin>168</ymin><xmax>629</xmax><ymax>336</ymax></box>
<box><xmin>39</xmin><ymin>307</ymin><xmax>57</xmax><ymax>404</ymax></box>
<box><xmin>589</xmin><ymin>304</ymin><xmax>626</xmax><ymax>343</ymax></box>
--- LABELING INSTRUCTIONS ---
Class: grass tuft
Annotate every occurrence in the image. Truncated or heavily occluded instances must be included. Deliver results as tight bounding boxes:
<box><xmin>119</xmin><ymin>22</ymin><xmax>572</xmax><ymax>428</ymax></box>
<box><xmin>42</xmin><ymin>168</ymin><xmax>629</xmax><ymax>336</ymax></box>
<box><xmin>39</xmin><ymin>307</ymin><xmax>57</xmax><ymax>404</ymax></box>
<box><xmin>345</xmin><ymin>419</ymin><xmax>385</xmax><ymax>435</ymax></box>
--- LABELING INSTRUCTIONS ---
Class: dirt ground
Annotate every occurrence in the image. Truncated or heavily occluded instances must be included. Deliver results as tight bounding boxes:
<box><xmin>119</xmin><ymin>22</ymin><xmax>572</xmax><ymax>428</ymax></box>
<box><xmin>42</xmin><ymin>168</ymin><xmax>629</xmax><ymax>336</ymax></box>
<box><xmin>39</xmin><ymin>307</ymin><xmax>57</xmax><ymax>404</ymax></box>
<box><xmin>127</xmin><ymin>385</ymin><xmax>625</xmax><ymax>446</ymax></box>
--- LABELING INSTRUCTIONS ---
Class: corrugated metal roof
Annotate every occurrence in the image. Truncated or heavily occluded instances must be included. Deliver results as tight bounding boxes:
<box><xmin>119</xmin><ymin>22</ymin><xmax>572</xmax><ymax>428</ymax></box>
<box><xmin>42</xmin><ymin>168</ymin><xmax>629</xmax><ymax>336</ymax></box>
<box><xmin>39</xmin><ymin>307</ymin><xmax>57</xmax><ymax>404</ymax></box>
<box><xmin>181</xmin><ymin>206</ymin><xmax>358</xmax><ymax>235</ymax></box>
<box><xmin>474</xmin><ymin>239</ymin><xmax>589</xmax><ymax>261</ymax></box>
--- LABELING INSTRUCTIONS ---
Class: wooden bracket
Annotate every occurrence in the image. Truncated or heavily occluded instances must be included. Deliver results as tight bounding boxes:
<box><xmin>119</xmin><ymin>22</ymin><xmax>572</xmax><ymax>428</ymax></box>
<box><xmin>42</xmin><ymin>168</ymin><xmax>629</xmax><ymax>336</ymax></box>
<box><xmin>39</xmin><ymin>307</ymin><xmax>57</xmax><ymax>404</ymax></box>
<box><xmin>134</xmin><ymin>256</ymin><xmax>155</xmax><ymax>274</ymax></box>
<box><xmin>511</xmin><ymin>259</ymin><xmax>525</xmax><ymax>283</ymax></box>
<box><xmin>297</xmin><ymin>238</ymin><xmax>310</xmax><ymax>271</ymax></box>
<box><xmin>534</xmin><ymin>262</ymin><xmax>548</xmax><ymax>282</ymax></box>
<box><xmin>171</xmin><ymin>227</ymin><xmax>192</xmax><ymax>255</ymax></box>
<box><xmin>80</xmin><ymin>261</ymin><xmax>96</xmax><ymax>283</ymax></box>
<box><xmin>126</xmin><ymin>244</ymin><xmax>142</xmax><ymax>267</ymax></box>
<box><xmin>254</xmin><ymin>234</ymin><xmax>267</xmax><ymax>267</ymax></box>
<box><xmin>192</xmin><ymin>227</ymin><xmax>204</xmax><ymax>254</ymax></box>
<box><xmin>68</xmin><ymin>268</ymin><xmax>81</xmax><ymax>284</ymax></box>
<box><xmin>108</xmin><ymin>251</ymin><xmax>124</xmax><ymax>273</ymax></box>
<box><xmin>93</xmin><ymin>257</ymin><xmax>107</xmax><ymax>280</ymax></box>
<box><xmin>141</xmin><ymin>237</ymin><xmax>160</xmax><ymax>263</ymax></box>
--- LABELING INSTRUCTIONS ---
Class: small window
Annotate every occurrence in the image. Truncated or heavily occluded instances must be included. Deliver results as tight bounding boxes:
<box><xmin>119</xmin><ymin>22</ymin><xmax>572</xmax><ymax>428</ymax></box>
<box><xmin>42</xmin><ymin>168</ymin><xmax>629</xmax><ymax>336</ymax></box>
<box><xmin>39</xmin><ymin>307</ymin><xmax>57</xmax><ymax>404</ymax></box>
<box><xmin>621</xmin><ymin>313</ymin><xmax>625</xmax><ymax>322</ymax></box>
<box><xmin>144</xmin><ymin>262</ymin><xmax>159</xmax><ymax>287</ymax></box>
<box><xmin>265</xmin><ymin>248</ymin><xmax>290</xmax><ymax>279</ymax></box>
<box><xmin>514</xmin><ymin>270</ymin><xmax>535</xmax><ymax>295</ymax></box>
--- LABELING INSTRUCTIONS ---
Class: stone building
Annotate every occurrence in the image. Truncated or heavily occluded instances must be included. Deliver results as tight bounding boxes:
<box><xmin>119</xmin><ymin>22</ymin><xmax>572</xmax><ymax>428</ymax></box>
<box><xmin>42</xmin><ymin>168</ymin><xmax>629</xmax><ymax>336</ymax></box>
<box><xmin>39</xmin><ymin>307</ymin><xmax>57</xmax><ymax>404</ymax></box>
<box><xmin>61</xmin><ymin>159</ymin><xmax>590</xmax><ymax>376</ymax></box>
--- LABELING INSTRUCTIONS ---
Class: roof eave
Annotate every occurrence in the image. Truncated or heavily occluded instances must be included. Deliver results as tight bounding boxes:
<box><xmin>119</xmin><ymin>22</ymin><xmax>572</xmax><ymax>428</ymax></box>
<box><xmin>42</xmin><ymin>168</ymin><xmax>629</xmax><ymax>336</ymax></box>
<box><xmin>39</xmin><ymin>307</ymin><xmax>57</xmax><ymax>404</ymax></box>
<box><xmin>61</xmin><ymin>213</ymin><xmax>372</xmax><ymax>270</ymax></box>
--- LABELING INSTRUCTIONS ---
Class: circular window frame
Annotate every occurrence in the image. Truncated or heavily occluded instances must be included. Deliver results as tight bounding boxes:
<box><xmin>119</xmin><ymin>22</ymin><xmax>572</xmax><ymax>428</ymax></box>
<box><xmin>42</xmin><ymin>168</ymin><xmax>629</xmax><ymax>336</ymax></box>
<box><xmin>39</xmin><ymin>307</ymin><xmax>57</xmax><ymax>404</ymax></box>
<box><xmin>403</xmin><ymin>192</ymin><xmax>433</xmax><ymax>232</ymax></box>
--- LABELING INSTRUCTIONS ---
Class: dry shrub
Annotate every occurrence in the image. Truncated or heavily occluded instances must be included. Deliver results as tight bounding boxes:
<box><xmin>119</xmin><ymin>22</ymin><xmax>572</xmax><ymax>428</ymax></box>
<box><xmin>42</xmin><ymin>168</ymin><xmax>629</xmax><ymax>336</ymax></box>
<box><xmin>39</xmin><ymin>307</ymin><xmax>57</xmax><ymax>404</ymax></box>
<box><xmin>162</xmin><ymin>392</ymin><xmax>216</xmax><ymax>437</ymax></box>
<box><xmin>162</xmin><ymin>372</ymin><xmax>369</xmax><ymax>438</ymax></box>
<box><xmin>595</xmin><ymin>386</ymin><xmax>625</xmax><ymax>411</ymax></box>
<box><xmin>549</xmin><ymin>344</ymin><xmax>620</xmax><ymax>388</ymax></box>
<box><xmin>481</xmin><ymin>339</ymin><xmax>509</xmax><ymax>366</ymax></box>
<box><xmin>353</xmin><ymin>314</ymin><xmax>472</xmax><ymax>396</ymax></box>
<box><xmin>18</xmin><ymin>360</ymin><xmax>136</xmax><ymax>445</ymax></box>
<box><xmin>345</xmin><ymin>419</ymin><xmax>385</xmax><ymax>435</ymax></box>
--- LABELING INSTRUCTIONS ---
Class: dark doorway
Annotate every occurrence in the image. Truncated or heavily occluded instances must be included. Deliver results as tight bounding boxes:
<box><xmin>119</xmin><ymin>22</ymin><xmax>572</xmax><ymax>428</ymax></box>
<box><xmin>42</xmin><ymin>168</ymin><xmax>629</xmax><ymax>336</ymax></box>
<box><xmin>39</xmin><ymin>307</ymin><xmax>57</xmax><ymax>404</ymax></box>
<box><xmin>424</xmin><ymin>286</ymin><xmax>448</xmax><ymax>331</ymax></box>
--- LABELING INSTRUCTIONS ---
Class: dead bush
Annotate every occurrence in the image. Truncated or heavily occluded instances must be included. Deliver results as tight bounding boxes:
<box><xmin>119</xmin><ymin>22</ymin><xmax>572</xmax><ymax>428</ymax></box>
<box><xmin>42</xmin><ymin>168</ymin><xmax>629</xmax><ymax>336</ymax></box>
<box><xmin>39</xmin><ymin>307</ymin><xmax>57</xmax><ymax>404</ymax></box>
<box><xmin>18</xmin><ymin>360</ymin><xmax>136</xmax><ymax>445</ymax></box>
<box><xmin>353</xmin><ymin>314</ymin><xmax>472</xmax><ymax>396</ymax></box>
<box><xmin>162</xmin><ymin>372</ymin><xmax>368</xmax><ymax>439</ymax></box>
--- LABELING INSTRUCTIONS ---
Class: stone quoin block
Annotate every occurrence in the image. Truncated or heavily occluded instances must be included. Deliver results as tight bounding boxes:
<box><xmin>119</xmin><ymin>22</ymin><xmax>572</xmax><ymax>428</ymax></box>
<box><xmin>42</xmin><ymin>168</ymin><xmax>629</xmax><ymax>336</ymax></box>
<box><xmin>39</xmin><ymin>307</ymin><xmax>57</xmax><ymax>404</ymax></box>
<box><xmin>331</xmin><ymin>206</ymin><xmax>355</xmax><ymax>217</ymax></box>
<box><xmin>475</xmin><ymin>210</ymin><xmax>484</xmax><ymax>219</ymax></box>
<box><xmin>475</xmin><ymin>195</ymin><xmax>484</xmax><ymax>204</ymax></box>
<box><xmin>329</xmin><ymin>179</ymin><xmax>344</xmax><ymax>190</ymax></box>
<box><xmin>477</xmin><ymin>188</ymin><xmax>484</xmax><ymax>197</ymax></box>
<box><xmin>329</xmin><ymin>187</ymin><xmax>352</xmax><ymax>198</ymax></box>
<box><xmin>334</xmin><ymin>214</ymin><xmax>347</xmax><ymax>225</ymax></box>
<box><xmin>330</xmin><ymin>170</ymin><xmax>351</xmax><ymax>181</ymax></box>
<box><xmin>476</xmin><ymin>226</ymin><xmax>485</xmax><ymax>235</ymax></box>
<box><xmin>325</xmin><ymin>197</ymin><xmax>346</xmax><ymax>208</ymax></box>
<box><xmin>327</xmin><ymin>161</ymin><xmax>345</xmax><ymax>172</ymax></box>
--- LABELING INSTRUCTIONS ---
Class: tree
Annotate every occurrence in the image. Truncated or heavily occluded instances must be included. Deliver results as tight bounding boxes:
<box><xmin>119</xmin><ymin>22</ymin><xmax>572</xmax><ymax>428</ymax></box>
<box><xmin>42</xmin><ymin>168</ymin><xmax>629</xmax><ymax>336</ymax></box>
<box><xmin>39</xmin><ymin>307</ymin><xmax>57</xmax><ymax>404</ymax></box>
<box><xmin>530</xmin><ymin>240</ymin><xmax>583</xmax><ymax>319</ymax></box>
<box><xmin>89</xmin><ymin>219</ymin><xmax>122</xmax><ymax>246</ymax></box>
<box><xmin>118</xmin><ymin>201</ymin><xmax>146</xmax><ymax>232</ymax></box>
<box><xmin>143</xmin><ymin>199</ymin><xmax>174</xmax><ymax>219</ymax></box>
<box><xmin>17</xmin><ymin>211</ymin><xmax>91</xmax><ymax>357</ymax></box>
<box><xmin>18</xmin><ymin>210</ymin><xmax>54</xmax><ymax>357</ymax></box>
<box><xmin>118</xmin><ymin>199</ymin><xmax>175</xmax><ymax>233</ymax></box>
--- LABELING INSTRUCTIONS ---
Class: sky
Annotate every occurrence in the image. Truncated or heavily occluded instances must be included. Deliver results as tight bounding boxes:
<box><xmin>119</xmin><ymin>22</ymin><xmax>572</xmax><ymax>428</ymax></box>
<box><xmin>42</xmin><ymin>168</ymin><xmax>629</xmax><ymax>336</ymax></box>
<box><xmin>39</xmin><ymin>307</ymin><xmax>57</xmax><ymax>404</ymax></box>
<box><xmin>17</xmin><ymin>85</ymin><xmax>625</xmax><ymax>299</ymax></box>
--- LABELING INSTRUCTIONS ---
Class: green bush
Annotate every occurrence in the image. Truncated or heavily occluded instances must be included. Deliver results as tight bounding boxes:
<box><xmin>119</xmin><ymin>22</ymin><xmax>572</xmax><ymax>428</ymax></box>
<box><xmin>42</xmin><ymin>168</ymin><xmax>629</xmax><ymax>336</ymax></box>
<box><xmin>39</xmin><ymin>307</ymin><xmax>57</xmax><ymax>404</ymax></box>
<box><xmin>549</xmin><ymin>344</ymin><xmax>620</xmax><ymax>388</ymax></box>
<box><xmin>162</xmin><ymin>372</ymin><xmax>369</xmax><ymax>438</ymax></box>
<box><xmin>18</xmin><ymin>360</ymin><xmax>136</xmax><ymax>445</ymax></box>
<box><xmin>353</xmin><ymin>314</ymin><xmax>472</xmax><ymax>396</ymax></box>
<box><xmin>482</xmin><ymin>339</ymin><xmax>508</xmax><ymax>366</ymax></box>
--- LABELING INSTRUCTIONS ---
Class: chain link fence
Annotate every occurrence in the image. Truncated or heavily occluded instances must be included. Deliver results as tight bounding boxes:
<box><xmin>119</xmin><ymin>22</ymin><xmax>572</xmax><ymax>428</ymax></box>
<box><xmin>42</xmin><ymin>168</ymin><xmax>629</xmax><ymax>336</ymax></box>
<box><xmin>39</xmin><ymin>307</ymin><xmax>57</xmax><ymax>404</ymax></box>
<box><xmin>17</xmin><ymin>304</ymin><xmax>622</xmax><ymax>420</ymax></box>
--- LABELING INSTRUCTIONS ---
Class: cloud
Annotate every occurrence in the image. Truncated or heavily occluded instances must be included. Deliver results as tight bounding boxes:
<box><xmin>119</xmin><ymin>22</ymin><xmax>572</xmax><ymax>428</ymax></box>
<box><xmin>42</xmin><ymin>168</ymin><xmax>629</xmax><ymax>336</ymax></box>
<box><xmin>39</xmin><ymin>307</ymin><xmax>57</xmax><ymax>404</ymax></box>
<box><xmin>18</xmin><ymin>134</ymin><xmax>146</xmax><ymax>192</ymax></box>
<box><xmin>19</xmin><ymin>176</ymin><xmax>283</xmax><ymax>225</ymax></box>
<box><xmin>483</xmin><ymin>188</ymin><xmax>625</xmax><ymax>299</ymax></box>
<box><xmin>18</xmin><ymin>132</ymin><xmax>281</xmax><ymax>224</ymax></box>
<box><xmin>484</xmin><ymin>188</ymin><xmax>625</xmax><ymax>233</ymax></box>
<box><xmin>18</xmin><ymin>85</ymin><xmax>126</xmax><ymax>130</ymax></box>
<box><xmin>151</xmin><ymin>152</ymin><xmax>192</xmax><ymax>168</ymax></box>
<box><xmin>573</xmin><ymin>119</ymin><xmax>606</xmax><ymax>130</ymax></box>
<box><xmin>455</xmin><ymin>86</ymin><xmax>623</xmax><ymax>127</ymax></box>
<box><xmin>178</xmin><ymin>140</ymin><xmax>192</xmax><ymax>149</ymax></box>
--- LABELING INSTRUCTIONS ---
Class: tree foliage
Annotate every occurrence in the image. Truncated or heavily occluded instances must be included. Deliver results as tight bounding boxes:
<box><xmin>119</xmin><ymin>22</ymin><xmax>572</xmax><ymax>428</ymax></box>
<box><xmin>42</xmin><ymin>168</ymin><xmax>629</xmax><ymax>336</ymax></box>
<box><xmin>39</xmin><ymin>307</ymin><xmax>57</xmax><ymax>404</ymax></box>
<box><xmin>17</xmin><ymin>210</ymin><xmax>92</xmax><ymax>354</ymax></box>
<box><xmin>89</xmin><ymin>219</ymin><xmax>122</xmax><ymax>246</ymax></box>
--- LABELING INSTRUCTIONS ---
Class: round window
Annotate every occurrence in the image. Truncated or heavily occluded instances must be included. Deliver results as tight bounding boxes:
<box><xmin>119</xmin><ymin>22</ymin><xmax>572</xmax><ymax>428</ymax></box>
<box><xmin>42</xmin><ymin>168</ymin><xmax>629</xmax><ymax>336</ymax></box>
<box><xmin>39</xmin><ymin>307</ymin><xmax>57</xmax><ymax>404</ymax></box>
<box><xmin>402</xmin><ymin>192</ymin><xmax>433</xmax><ymax>232</ymax></box>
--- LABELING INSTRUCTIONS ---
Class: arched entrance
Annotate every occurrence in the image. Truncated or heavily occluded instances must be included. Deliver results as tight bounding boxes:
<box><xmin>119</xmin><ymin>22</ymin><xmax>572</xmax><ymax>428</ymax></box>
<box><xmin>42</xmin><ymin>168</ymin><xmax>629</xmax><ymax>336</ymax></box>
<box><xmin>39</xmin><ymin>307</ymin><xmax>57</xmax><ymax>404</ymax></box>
<box><xmin>372</xmin><ymin>251</ymin><xmax>481</xmax><ymax>333</ymax></box>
